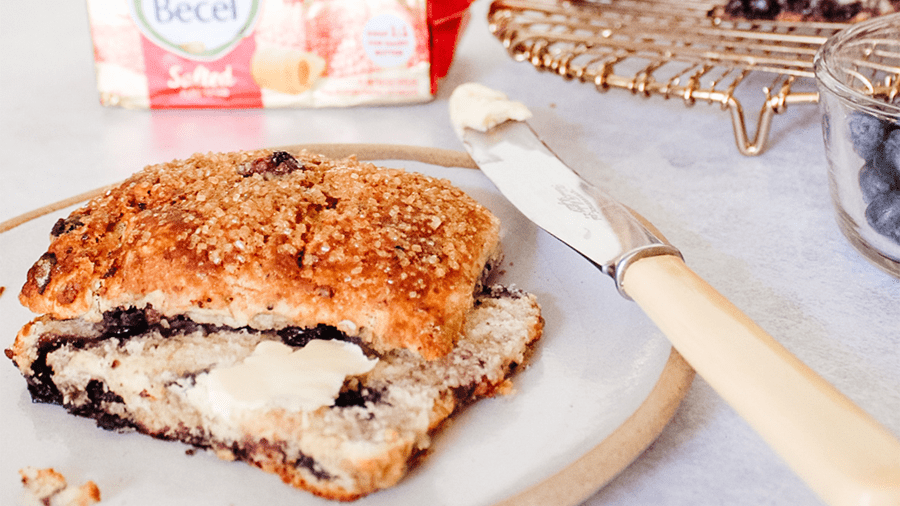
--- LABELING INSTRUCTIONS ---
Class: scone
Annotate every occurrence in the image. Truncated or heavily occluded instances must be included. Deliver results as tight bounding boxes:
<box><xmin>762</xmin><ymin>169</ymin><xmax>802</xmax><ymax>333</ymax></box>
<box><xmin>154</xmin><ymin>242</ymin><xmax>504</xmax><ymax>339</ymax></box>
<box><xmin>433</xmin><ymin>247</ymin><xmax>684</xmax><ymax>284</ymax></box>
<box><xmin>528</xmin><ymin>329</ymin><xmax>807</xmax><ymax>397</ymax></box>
<box><xmin>5</xmin><ymin>149</ymin><xmax>543</xmax><ymax>501</ymax></box>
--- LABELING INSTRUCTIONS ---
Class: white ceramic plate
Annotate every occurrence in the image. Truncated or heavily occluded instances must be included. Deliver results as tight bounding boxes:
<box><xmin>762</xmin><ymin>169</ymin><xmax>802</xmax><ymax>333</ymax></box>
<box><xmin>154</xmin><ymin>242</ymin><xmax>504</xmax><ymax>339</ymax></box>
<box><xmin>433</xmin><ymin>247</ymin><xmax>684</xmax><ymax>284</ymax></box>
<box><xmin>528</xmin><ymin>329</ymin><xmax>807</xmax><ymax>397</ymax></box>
<box><xmin>0</xmin><ymin>150</ymin><xmax>685</xmax><ymax>506</ymax></box>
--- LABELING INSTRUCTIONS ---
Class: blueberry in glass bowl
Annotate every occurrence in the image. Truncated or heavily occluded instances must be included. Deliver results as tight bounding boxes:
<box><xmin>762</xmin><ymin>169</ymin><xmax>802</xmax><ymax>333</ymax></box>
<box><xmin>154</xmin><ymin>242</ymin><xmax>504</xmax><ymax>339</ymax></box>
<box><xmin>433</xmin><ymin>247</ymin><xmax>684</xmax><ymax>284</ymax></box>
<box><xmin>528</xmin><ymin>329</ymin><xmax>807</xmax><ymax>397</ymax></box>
<box><xmin>815</xmin><ymin>13</ymin><xmax>900</xmax><ymax>277</ymax></box>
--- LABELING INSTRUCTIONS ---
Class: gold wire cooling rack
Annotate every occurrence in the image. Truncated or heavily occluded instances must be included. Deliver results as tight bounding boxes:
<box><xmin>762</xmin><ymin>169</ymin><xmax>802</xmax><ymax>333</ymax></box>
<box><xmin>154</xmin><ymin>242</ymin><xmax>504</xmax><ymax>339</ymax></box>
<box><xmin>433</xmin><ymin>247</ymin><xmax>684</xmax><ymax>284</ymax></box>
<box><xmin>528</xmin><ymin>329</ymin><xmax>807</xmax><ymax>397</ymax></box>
<box><xmin>487</xmin><ymin>0</ymin><xmax>859</xmax><ymax>155</ymax></box>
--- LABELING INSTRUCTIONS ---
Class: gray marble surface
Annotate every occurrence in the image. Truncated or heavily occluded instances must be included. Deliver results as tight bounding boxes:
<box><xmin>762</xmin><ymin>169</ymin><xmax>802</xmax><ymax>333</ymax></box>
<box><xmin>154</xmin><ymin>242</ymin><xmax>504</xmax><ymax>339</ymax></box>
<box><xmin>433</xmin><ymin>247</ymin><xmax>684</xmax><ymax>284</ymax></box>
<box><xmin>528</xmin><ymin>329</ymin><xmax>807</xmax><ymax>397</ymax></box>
<box><xmin>2</xmin><ymin>1</ymin><xmax>898</xmax><ymax>505</ymax></box>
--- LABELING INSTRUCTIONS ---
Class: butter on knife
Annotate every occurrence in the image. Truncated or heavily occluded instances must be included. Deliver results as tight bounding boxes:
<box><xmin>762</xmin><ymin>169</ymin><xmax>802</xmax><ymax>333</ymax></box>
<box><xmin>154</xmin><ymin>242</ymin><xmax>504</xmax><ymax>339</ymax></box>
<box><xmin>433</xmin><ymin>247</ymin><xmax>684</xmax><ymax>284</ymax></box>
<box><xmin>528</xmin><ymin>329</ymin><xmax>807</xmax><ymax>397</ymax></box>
<box><xmin>449</xmin><ymin>82</ymin><xmax>532</xmax><ymax>135</ymax></box>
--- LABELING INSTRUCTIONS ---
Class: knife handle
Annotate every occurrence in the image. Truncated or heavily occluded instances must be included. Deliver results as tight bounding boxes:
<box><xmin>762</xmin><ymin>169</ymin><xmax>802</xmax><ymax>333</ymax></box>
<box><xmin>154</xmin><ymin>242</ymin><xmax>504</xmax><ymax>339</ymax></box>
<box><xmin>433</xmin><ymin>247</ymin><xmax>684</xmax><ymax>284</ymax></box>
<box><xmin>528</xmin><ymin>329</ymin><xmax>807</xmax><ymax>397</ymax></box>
<box><xmin>621</xmin><ymin>254</ymin><xmax>900</xmax><ymax>506</ymax></box>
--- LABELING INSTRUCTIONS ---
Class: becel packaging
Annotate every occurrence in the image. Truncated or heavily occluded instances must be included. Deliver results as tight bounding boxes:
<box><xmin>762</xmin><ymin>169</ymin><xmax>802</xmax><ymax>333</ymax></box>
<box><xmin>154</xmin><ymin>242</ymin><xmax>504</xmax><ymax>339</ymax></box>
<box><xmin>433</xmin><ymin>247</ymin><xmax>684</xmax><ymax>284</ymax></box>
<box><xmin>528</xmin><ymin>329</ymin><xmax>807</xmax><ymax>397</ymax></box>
<box><xmin>86</xmin><ymin>0</ymin><xmax>473</xmax><ymax>108</ymax></box>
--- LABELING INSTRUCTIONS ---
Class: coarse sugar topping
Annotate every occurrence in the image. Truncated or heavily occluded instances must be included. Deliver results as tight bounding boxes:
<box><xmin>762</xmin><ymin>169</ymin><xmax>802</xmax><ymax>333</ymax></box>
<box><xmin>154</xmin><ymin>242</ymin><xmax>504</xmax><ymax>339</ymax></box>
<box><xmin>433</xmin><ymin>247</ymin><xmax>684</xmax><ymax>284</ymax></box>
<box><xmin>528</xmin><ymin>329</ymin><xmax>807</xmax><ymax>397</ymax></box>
<box><xmin>20</xmin><ymin>149</ymin><xmax>501</xmax><ymax>359</ymax></box>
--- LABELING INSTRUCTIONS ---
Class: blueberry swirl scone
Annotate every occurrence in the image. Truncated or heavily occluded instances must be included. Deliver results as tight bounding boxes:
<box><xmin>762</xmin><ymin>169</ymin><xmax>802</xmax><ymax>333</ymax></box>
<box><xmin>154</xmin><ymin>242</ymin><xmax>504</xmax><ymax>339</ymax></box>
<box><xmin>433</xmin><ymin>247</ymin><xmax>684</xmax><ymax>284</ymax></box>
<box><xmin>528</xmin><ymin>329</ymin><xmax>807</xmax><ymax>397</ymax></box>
<box><xmin>6</xmin><ymin>149</ymin><xmax>543</xmax><ymax>501</ymax></box>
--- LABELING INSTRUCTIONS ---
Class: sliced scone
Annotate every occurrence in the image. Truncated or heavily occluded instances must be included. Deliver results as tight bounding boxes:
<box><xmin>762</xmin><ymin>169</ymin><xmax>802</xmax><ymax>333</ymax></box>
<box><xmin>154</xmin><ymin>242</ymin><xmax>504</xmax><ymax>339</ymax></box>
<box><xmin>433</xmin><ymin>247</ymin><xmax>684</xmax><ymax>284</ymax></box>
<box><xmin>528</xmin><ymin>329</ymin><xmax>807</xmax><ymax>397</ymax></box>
<box><xmin>6</xmin><ymin>149</ymin><xmax>543</xmax><ymax>501</ymax></box>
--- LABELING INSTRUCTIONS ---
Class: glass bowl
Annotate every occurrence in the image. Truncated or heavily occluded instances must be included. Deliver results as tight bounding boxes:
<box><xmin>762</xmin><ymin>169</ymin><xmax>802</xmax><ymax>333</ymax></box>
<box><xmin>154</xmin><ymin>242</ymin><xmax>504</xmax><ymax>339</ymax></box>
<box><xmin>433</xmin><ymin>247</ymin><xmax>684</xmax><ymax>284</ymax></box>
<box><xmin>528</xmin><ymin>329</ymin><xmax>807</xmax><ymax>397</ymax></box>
<box><xmin>814</xmin><ymin>13</ymin><xmax>900</xmax><ymax>277</ymax></box>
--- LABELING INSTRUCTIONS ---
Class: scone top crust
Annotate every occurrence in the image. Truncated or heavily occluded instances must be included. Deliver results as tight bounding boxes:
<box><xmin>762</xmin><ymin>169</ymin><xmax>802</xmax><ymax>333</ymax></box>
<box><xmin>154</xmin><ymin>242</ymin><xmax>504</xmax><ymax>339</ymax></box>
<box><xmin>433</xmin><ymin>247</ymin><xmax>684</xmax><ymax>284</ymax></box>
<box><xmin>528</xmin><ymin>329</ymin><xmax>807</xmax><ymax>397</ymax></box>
<box><xmin>19</xmin><ymin>149</ymin><xmax>501</xmax><ymax>359</ymax></box>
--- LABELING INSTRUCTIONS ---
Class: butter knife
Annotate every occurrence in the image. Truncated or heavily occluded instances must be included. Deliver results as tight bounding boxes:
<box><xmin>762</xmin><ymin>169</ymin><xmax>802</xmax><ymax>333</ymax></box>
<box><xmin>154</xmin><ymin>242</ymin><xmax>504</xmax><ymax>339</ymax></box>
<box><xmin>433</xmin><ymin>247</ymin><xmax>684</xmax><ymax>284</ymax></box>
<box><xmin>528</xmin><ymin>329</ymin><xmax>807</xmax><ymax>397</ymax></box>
<box><xmin>449</xmin><ymin>84</ymin><xmax>900</xmax><ymax>506</ymax></box>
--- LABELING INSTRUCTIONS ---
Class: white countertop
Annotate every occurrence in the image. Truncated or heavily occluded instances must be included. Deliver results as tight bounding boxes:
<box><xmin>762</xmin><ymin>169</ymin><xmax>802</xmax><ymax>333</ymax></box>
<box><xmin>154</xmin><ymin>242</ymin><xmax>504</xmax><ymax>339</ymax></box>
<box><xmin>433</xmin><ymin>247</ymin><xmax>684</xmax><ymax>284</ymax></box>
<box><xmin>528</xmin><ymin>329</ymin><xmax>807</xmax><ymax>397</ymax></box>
<box><xmin>1</xmin><ymin>1</ymin><xmax>898</xmax><ymax>505</ymax></box>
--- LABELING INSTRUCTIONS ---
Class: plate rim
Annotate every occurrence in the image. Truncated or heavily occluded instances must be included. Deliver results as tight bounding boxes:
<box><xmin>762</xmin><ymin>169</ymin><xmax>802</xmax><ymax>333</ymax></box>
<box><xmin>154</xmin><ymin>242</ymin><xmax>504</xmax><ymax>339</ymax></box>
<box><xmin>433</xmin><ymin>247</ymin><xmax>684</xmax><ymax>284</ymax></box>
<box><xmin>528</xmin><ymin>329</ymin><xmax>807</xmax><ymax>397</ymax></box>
<box><xmin>0</xmin><ymin>143</ymin><xmax>695</xmax><ymax>505</ymax></box>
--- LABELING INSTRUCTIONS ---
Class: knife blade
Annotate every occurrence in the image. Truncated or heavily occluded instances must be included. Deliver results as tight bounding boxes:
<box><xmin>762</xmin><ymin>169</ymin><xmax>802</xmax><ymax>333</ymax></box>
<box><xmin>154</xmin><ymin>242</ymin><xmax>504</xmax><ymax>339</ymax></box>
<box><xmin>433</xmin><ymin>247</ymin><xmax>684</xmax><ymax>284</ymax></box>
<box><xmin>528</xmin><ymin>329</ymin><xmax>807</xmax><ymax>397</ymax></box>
<box><xmin>457</xmin><ymin>117</ymin><xmax>682</xmax><ymax>295</ymax></box>
<box><xmin>450</xmin><ymin>84</ymin><xmax>900</xmax><ymax>506</ymax></box>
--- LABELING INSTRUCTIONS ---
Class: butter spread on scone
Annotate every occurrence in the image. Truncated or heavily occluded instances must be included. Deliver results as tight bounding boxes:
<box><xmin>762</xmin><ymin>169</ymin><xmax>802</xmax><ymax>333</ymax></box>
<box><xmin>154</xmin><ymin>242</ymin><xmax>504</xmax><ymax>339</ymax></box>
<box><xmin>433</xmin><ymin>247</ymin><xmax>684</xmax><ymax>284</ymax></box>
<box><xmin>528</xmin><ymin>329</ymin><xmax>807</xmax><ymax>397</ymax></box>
<box><xmin>6</xmin><ymin>150</ymin><xmax>543</xmax><ymax>501</ymax></box>
<box><xmin>187</xmin><ymin>339</ymin><xmax>378</xmax><ymax>419</ymax></box>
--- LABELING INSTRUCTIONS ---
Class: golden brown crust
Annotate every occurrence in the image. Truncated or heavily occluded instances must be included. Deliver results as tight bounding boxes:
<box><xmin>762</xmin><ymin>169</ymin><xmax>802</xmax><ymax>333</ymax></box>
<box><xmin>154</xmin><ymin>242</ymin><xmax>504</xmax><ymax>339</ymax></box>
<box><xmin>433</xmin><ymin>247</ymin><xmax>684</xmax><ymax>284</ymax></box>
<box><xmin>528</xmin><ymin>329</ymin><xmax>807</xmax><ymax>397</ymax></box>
<box><xmin>246</xmin><ymin>438</ymin><xmax>415</xmax><ymax>502</ymax></box>
<box><xmin>19</xmin><ymin>150</ymin><xmax>500</xmax><ymax>359</ymax></box>
<box><xmin>239</xmin><ymin>439</ymin><xmax>414</xmax><ymax>502</ymax></box>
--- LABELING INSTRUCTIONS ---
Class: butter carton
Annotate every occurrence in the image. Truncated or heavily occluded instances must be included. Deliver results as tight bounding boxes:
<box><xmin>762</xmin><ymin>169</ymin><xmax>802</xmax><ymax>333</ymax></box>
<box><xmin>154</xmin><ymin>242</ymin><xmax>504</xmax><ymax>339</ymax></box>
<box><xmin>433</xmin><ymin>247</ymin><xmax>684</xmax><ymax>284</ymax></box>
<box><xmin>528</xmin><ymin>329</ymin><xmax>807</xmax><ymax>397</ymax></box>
<box><xmin>86</xmin><ymin>0</ymin><xmax>472</xmax><ymax>108</ymax></box>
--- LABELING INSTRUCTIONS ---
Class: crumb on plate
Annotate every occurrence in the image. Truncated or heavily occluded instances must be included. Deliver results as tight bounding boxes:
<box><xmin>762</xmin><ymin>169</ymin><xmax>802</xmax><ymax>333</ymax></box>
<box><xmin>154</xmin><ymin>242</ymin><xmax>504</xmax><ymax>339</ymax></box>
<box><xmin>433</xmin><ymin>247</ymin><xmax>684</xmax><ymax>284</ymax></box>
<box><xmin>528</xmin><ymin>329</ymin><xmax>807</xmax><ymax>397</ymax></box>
<box><xmin>19</xmin><ymin>467</ymin><xmax>101</xmax><ymax>506</ymax></box>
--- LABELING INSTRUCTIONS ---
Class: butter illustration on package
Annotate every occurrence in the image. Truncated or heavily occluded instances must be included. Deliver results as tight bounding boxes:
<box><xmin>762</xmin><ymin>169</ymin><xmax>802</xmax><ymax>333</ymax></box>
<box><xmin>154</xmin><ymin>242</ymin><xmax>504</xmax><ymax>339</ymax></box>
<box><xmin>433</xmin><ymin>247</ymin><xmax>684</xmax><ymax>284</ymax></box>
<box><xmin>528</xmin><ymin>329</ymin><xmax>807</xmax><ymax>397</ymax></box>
<box><xmin>87</xmin><ymin>0</ymin><xmax>473</xmax><ymax>108</ymax></box>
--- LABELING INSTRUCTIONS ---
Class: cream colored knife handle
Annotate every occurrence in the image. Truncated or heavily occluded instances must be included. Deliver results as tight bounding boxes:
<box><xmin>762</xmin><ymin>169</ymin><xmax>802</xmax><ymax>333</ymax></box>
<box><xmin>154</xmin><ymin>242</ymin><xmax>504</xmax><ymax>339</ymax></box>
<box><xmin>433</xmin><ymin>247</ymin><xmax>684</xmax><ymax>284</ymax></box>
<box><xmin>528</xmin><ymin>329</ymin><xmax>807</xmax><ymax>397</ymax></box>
<box><xmin>621</xmin><ymin>254</ymin><xmax>900</xmax><ymax>506</ymax></box>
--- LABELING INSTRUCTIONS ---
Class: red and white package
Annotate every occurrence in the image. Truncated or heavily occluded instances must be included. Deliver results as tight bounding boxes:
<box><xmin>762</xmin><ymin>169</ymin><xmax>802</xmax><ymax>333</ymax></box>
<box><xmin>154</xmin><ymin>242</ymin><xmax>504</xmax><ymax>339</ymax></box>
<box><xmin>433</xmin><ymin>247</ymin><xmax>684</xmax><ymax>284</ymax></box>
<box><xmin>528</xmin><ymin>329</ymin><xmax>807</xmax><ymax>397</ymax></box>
<box><xmin>86</xmin><ymin>0</ymin><xmax>473</xmax><ymax>108</ymax></box>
